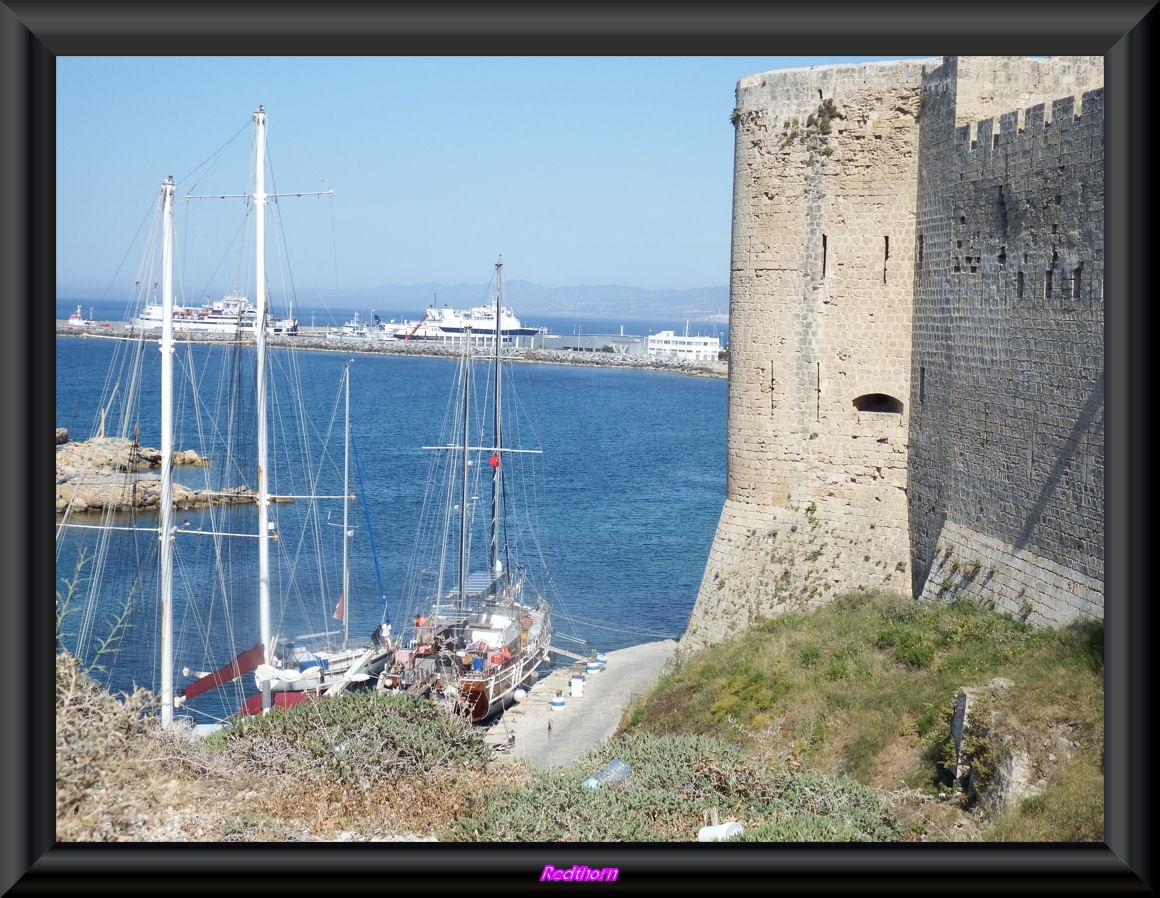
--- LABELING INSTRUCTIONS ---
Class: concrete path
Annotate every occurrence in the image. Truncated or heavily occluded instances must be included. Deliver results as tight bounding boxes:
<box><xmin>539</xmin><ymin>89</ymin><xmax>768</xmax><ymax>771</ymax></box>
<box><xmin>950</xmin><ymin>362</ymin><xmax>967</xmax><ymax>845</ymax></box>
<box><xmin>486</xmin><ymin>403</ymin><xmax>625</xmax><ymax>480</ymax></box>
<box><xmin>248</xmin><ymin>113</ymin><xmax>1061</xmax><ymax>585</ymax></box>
<box><xmin>484</xmin><ymin>639</ymin><xmax>677</xmax><ymax>769</ymax></box>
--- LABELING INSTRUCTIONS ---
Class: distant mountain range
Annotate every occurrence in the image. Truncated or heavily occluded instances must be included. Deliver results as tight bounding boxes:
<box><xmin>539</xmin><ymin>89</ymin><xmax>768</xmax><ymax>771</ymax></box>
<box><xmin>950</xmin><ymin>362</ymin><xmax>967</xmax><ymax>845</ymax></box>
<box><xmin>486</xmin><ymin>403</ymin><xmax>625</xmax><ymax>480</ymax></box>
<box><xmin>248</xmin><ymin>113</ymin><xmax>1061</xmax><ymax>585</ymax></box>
<box><xmin>312</xmin><ymin>281</ymin><xmax>730</xmax><ymax>323</ymax></box>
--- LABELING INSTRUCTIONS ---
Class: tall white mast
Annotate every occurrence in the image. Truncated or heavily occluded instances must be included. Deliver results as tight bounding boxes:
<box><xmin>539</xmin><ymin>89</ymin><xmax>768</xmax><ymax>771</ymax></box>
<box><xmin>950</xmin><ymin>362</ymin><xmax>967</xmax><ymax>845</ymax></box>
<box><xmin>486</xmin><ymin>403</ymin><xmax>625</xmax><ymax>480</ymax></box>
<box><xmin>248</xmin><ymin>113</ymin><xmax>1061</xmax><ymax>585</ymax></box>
<box><xmin>184</xmin><ymin>107</ymin><xmax>332</xmax><ymax>716</ymax></box>
<box><xmin>158</xmin><ymin>176</ymin><xmax>176</xmax><ymax>729</ymax></box>
<box><xmin>253</xmin><ymin>107</ymin><xmax>274</xmax><ymax>713</ymax></box>
<box><xmin>457</xmin><ymin>328</ymin><xmax>471</xmax><ymax>611</ymax></box>
<box><xmin>342</xmin><ymin>360</ymin><xmax>351</xmax><ymax>649</ymax></box>
<box><xmin>490</xmin><ymin>258</ymin><xmax>503</xmax><ymax>580</ymax></box>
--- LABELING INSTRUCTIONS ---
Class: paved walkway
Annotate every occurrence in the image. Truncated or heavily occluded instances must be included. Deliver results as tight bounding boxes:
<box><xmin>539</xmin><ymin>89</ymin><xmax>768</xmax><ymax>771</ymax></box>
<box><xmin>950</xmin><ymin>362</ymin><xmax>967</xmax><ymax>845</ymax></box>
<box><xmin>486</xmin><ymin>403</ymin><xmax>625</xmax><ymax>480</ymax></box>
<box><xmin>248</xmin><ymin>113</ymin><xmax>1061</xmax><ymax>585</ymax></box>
<box><xmin>483</xmin><ymin>639</ymin><xmax>677</xmax><ymax>769</ymax></box>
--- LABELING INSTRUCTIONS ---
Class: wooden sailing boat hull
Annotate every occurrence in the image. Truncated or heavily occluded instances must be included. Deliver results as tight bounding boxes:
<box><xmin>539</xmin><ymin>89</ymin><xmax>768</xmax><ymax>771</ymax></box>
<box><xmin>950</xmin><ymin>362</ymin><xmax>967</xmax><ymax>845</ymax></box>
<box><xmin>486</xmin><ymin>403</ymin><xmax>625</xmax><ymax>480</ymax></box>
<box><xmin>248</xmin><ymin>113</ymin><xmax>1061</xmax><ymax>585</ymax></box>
<box><xmin>456</xmin><ymin>634</ymin><xmax>552</xmax><ymax>723</ymax></box>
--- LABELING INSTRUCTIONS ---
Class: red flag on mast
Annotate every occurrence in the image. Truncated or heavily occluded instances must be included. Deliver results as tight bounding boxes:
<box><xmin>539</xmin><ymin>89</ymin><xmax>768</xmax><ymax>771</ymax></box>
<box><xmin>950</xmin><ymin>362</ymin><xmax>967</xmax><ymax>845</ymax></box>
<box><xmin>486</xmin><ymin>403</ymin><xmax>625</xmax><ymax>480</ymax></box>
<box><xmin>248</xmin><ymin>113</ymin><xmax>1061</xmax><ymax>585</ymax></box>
<box><xmin>333</xmin><ymin>592</ymin><xmax>345</xmax><ymax>620</ymax></box>
<box><xmin>489</xmin><ymin>454</ymin><xmax>500</xmax><ymax>468</ymax></box>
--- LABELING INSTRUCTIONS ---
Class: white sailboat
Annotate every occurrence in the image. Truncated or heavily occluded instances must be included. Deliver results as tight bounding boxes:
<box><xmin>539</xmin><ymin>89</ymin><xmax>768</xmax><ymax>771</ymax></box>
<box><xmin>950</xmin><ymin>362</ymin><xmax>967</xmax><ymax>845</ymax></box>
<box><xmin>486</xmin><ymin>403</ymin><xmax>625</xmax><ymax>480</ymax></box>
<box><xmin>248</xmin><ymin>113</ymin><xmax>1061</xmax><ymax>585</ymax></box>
<box><xmin>375</xmin><ymin>259</ymin><xmax>553</xmax><ymax>723</ymax></box>
<box><xmin>242</xmin><ymin>361</ymin><xmax>386</xmax><ymax>711</ymax></box>
<box><xmin>176</xmin><ymin>107</ymin><xmax>386</xmax><ymax>718</ymax></box>
<box><xmin>57</xmin><ymin>108</ymin><xmax>389</xmax><ymax>730</ymax></box>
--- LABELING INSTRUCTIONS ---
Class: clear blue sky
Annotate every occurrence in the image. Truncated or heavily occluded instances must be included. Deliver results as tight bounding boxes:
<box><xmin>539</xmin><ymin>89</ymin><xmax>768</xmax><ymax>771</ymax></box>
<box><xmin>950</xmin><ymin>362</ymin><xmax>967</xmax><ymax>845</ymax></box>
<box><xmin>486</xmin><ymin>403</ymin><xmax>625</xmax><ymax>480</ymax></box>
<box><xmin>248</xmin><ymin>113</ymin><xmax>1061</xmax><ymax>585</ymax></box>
<box><xmin>57</xmin><ymin>56</ymin><xmax>904</xmax><ymax>297</ymax></box>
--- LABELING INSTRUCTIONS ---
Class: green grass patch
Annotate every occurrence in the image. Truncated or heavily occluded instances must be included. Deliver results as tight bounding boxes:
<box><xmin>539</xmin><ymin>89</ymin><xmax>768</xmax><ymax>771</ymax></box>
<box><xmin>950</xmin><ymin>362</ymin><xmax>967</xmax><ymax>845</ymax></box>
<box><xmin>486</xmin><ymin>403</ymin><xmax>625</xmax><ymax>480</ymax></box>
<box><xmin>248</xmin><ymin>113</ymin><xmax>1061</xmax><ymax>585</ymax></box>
<box><xmin>623</xmin><ymin>590</ymin><xmax>1103</xmax><ymax>841</ymax></box>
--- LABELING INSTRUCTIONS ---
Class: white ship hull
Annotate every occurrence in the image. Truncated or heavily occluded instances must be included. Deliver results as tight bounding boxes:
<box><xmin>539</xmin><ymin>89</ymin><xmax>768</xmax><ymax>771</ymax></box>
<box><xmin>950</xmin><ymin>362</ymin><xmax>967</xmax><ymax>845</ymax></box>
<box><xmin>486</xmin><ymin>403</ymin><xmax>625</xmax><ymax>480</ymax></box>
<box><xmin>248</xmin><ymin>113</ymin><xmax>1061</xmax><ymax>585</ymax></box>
<box><xmin>132</xmin><ymin>291</ymin><xmax>298</xmax><ymax>335</ymax></box>
<box><xmin>391</xmin><ymin>304</ymin><xmax>543</xmax><ymax>345</ymax></box>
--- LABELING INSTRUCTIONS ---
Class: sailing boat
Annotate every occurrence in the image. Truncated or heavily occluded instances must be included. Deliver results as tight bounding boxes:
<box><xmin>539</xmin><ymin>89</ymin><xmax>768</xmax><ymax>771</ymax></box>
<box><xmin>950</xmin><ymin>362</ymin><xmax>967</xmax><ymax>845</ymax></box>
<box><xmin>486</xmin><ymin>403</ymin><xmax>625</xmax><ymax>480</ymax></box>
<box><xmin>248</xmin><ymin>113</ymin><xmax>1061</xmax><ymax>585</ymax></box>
<box><xmin>235</xmin><ymin>361</ymin><xmax>388</xmax><ymax>713</ymax></box>
<box><xmin>55</xmin><ymin>108</ymin><xmax>390</xmax><ymax>730</ymax></box>
<box><xmin>173</xmin><ymin>107</ymin><xmax>388</xmax><ymax>719</ymax></box>
<box><xmin>179</xmin><ymin>361</ymin><xmax>387</xmax><ymax>718</ymax></box>
<box><xmin>375</xmin><ymin>259</ymin><xmax>553</xmax><ymax>723</ymax></box>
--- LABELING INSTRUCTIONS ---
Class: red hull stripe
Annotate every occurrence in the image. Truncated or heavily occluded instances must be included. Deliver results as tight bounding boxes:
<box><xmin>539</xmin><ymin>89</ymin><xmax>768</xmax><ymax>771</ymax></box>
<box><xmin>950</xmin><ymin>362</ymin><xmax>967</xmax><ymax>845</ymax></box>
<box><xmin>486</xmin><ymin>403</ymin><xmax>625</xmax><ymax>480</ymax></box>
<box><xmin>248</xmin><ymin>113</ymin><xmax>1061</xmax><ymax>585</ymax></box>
<box><xmin>181</xmin><ymin>642</ymin><xmax>265</xmax><ymax>701</ymax></box>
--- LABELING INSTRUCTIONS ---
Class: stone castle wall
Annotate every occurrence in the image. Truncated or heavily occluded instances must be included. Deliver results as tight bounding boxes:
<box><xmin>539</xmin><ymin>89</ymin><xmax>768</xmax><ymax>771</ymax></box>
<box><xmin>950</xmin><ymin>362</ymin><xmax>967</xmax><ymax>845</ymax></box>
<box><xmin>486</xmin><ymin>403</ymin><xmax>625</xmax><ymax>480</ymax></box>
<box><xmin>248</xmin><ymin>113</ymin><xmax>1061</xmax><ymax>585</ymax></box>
<box><xmin>908</xmin><ymin>57</ymin><xmax>1104</xmax><ymax>626</ymax></box>
<box><xmin>681</xmin><ymin>57</ymin><xmax>1104</xmax><ymax>655</ymax></box>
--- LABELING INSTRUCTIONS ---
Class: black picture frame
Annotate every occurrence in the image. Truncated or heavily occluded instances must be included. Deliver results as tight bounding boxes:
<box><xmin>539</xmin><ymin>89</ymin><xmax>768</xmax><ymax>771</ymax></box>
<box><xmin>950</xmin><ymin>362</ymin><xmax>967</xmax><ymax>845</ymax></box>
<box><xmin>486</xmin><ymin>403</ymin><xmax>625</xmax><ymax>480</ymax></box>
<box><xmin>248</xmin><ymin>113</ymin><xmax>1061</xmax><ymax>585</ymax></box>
<box><xmin>6</xmin><ymin>2</ymin><xmax>1151</xmax><ymax>893</ymax></box>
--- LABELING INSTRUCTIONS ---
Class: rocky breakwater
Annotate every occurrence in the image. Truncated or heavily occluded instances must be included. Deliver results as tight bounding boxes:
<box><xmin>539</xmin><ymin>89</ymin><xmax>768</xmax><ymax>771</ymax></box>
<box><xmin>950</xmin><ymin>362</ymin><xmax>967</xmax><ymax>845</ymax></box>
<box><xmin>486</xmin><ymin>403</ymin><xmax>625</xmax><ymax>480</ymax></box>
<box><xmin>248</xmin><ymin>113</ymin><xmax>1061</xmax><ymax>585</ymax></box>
<box><xmin>57</xmin><ymin>323</ymin><xmax>727</xmax><ymax>380</ymax></box>
<box><xmin>56</xmin><ymin>428</ymin><xmax>256</xmax><ymax>515</ymax></box>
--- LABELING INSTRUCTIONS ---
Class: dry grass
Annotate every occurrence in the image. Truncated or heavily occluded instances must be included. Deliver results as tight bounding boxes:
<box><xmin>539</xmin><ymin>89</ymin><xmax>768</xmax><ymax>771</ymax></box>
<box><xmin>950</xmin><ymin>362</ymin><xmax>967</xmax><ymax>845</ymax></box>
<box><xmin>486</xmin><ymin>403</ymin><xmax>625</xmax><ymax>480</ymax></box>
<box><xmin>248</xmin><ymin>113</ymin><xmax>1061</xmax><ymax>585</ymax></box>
<box><xmin>56</xmin><ymin>651</ymin><xmax>240</xmax><ymax>841</ymax></box>
<box><xmin>55</xmin><ymin>651</ymin><xmax>535</xmax><ymax>841</ymax></box>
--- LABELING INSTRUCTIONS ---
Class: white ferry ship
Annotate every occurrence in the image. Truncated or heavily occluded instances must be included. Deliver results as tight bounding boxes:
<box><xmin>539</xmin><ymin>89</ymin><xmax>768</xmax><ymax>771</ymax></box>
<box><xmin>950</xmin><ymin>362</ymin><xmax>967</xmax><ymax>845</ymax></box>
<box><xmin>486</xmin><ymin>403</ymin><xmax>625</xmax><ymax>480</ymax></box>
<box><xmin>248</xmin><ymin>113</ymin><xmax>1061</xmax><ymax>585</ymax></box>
<box><xmin>131</xmin><ymin>291</ymin><xmax>299</xmax><ymax>335</ymax></box>
<box><xmin>390</xmin><ymin>304</ymin><xmax>544</xmax><ymax>348</ymax></box>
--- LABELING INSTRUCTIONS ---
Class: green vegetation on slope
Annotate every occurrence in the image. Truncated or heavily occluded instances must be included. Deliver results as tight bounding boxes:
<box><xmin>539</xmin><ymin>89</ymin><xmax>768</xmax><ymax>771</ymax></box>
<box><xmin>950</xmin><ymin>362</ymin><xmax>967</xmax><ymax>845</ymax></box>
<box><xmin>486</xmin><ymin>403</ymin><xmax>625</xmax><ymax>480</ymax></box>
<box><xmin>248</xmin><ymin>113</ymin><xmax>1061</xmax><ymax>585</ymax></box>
<box><xmin>621</xmin><ymin>590</ymin><xmax>1104</xmax><ymax>841</ymax></box>
<box><xmin>55</xmin><ymin>590</ymin><xmax>1102</xmax><ymax>842</ymax></box>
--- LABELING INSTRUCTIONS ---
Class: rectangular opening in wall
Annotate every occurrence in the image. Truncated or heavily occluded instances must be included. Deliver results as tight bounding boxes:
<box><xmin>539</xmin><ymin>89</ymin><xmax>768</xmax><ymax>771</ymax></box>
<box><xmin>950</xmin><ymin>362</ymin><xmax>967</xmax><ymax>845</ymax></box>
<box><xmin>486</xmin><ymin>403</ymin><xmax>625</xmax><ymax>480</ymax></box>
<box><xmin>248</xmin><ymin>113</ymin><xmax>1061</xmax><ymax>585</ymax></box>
<box><xmin>993</xmin><ymin>133</ymin><xmax>999</xmax><ymax>150</ymax></box>
<box><xmin>883</xmin><ymin>236</ymin><xmax>889</xmax><ymax>284</ymax></box>
<box><xmin>1017</xmin><ymin>271</ymin><xmax>1024</xmax><ymax>299</ymax></box>
<box><xmin>1073</xmin><ymin>263</ymin><xmax>1084</xmax><ymax>300</ymax></box>
<box><xmin>919</xmin><ymin>366</ymin><xmax>925</xmax><ymax>403</ymax></box>
<box><xmin>822</xmin><ymin>234</ymin><xmax>827</xmax><ymax>278</ymax></box>
<box><xmin>1045</xmin><ymin>270</ymin><xmax>1053</xmax><ymax>299</ymax></box>
<box><xmin>918</xmin><ymin>234</ymin><xmax>924</xmax><ymax>265</ymax></box>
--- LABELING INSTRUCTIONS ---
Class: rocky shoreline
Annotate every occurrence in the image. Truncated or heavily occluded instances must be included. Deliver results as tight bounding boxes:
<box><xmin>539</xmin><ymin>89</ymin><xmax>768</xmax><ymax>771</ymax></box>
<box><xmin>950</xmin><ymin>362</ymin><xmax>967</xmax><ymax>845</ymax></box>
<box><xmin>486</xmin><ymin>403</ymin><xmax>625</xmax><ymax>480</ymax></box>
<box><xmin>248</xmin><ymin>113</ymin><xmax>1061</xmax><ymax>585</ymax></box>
<box><xmin>56</xmin><ymin>322</ymin><xmax>728</xmax><ymax>378</ymax></box>
<box><xmin>55</xmin><ymin>430</ymin><xmax>258</xmax><ymax>516</ymax></box>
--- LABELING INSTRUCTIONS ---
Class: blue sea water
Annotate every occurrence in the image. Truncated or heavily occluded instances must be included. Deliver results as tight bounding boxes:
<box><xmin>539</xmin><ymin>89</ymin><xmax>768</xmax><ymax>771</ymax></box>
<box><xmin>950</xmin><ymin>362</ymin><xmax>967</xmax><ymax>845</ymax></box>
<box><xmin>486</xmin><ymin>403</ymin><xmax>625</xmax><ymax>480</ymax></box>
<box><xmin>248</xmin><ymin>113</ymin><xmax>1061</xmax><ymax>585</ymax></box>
<box><xmin>55</xmin><ymin>328</ymin><xmax>726</xmax><ymax>725</ymax></box>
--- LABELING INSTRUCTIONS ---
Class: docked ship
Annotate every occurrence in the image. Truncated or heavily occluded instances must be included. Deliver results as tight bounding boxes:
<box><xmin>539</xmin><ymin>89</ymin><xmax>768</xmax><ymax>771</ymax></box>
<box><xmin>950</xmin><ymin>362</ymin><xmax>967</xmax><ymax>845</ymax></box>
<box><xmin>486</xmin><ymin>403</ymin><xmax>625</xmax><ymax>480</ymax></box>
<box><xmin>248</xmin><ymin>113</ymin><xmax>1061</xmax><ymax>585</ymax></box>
<box><xmin>373</xmin><ymin>260</ymin><xmax>554</xmax><ymax>723</ymax></box>
<box><xmin>390</xmin><ymin>303</ymin><xmax>545</xmax><ymax>348</ymax></box>
<box><xmin>131</xmin><ymin>290</ymin><xmax>299</xmax><ymax>336</ymax></box>
<box><xmin>325</xmin><ymin>310</ymin><xmax>375</xmax><ymax>340</ymax></box>
<box><xmin>67</xmin><ymin>305</ymin><xmax>95</xmax><ymax>327</ymax></box>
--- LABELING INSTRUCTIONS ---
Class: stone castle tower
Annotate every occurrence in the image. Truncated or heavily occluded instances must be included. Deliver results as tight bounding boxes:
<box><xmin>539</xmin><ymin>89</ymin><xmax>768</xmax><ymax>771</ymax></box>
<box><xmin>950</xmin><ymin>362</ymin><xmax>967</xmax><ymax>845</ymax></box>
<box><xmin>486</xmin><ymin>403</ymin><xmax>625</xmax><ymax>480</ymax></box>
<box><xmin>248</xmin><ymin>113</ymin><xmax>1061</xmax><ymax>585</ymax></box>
<box><xmin>680</xmin><ymin>56</ymin><xmax>1104</xmax><ymax>655</ymax></box>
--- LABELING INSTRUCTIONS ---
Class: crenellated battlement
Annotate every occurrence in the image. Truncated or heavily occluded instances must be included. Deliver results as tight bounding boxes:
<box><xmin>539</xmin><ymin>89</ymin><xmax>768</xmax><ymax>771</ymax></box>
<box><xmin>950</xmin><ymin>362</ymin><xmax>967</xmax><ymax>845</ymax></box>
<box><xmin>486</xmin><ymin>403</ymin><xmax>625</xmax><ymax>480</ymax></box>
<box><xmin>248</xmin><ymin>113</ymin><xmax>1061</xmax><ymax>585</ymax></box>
<box><xmin>955</xmin><ymin>88</ymin><xmax>1103</xmax><ymax>163</ymax></box>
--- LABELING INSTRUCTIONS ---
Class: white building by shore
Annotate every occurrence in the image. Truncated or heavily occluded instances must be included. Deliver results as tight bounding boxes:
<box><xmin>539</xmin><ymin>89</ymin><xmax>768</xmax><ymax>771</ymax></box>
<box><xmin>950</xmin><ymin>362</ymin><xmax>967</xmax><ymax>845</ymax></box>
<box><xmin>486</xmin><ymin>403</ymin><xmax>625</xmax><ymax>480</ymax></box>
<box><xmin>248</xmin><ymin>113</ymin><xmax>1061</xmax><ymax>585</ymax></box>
<box><xmin>646</xmin><ymin>329</ymin><xmax>721</xmax><ymax>362</ymax></box>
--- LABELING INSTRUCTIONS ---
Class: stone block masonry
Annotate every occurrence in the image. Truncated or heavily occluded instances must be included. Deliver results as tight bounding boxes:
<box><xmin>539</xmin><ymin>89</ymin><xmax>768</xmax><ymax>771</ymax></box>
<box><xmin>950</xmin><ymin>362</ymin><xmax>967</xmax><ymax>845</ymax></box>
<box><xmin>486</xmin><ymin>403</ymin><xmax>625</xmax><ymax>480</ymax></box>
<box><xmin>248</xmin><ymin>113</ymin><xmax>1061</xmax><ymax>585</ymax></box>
<box><xmin>681</xmin><ymin>57</ymin><xmax>1104</xmax><ymax>656</ymax></box>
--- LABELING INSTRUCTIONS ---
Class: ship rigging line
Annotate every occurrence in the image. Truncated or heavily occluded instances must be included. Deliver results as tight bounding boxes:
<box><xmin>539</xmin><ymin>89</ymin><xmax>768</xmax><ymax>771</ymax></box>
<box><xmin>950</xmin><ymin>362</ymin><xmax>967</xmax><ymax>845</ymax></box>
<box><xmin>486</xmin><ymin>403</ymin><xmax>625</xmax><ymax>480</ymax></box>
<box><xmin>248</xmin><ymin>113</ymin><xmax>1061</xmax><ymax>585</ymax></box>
<box><xmin>553</xmin><ymin>612</ymin><xmax>680</xmax><ymax>642</ymax></box>
<box><xmin>350</xmin><ymin>426</ymin><xmax>389</xmax><ymax>621</ymax></box>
